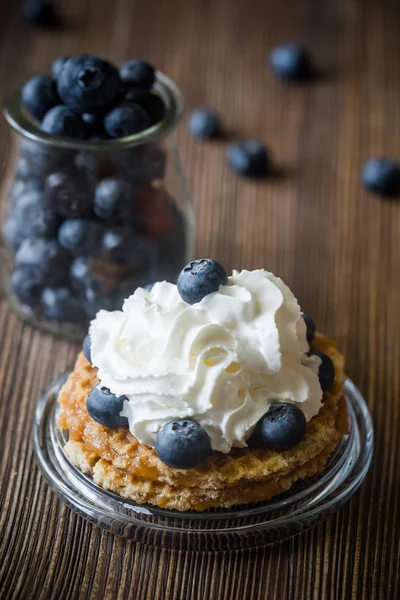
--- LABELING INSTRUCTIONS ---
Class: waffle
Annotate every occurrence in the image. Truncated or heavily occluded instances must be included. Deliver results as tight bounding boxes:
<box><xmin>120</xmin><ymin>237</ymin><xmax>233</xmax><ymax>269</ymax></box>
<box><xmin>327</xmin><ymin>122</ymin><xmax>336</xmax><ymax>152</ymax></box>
<box><xmin>58</xmin><ymin>333</ymin><xmax>348</xmax><ymax>511</ymax></box>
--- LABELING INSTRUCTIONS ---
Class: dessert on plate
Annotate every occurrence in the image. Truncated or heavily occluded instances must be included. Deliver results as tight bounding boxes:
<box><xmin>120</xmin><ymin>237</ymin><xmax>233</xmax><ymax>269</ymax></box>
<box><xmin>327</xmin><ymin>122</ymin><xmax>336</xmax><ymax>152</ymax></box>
<box><xmin>58</xmin><ymin>259</ymin><xmax>348</xmax><ymax>511</ymax></box>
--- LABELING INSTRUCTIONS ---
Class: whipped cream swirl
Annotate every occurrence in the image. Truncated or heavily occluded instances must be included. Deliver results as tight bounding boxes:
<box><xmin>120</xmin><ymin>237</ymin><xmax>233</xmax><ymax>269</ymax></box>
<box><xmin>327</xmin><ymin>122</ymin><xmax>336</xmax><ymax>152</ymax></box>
<box><xmin>90</xmin><ymin>269</ymin><xmax>323</xmax><ymax>453</ymax></box>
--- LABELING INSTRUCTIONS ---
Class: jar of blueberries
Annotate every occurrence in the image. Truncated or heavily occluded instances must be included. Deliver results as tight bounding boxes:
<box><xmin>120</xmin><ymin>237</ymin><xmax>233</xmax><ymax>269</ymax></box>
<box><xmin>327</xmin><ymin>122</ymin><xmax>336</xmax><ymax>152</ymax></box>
<box><xmin>1</xmin><ymin>55</ymin><xmax>193</xmax><ymax>338</ymax></box>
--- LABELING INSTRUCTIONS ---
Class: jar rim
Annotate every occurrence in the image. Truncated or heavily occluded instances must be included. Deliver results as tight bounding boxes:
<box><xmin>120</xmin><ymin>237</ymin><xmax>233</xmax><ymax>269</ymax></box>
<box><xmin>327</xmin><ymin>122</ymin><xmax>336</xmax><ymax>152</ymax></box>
<box><xmin>3</xmin><ymin>71</ymin><xmax>185</xmax><ymax>151</ymax></box>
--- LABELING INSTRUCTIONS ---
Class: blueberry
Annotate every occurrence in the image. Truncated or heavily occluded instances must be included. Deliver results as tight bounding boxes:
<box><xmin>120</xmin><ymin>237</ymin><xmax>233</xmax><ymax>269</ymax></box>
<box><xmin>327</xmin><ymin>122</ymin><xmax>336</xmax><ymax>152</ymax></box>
<box><xmin>41</xmin><ymin>286</ymin><xmax>86</xmax><ymax>323</ymax></box>
<box><xmin>41</xmin><ymin>106</ymin><xmax>88</xmax><ymax>139</ymax></box>
<box><xmin>309</xmin><ymin>351</ymin><xmax>335</xmax><ymax>391</ymax></box>
<box><xmin>20</xmin><ymin>139</ymin><xmax>69</xmax><ymax>177</ymax></box>
<box><xmin>90</xmin><ymin>131</ymin><xmax>111</xmax><ymax>141</ymax></box>
<box><xmin>188</xmin><ymin>108</ymin><xmax>221</xmax><ymax>139</ymax></box>
<box><xmin>10</xmin><ymin>268</ymin><xmax>43</xmax><ymax>307</ymax></box>
<box><xmin>86</xmin><ymin>386</ymin><xmax>129</xmax><ymax>428</ymax></box>
<box><xmin>177</xmin><ymin>258</ymin><xmax>228</xmax><ymax>305</ymax></box>
<box><xmin>260</xmin><ymin>403</ymin><xmax>307</xmax><ymax>451</ymax></box>
<box><xmin>24</xmin><ymin>205</ymin><xmax>61</xmax><ymax>238</ymax></box>
<box><xmin>134</xmin><ymin>92</ymin><xmax>166</xmax><ymax>126</ymax></box>
<box><xmin>81</xmin><ymin>114</ymin><xmax>108</xmax><ymax>139</ymax></box>
<box><xmin>58</xmin><ymin>219</ymin><xmax>103</xmax><ymax>256</ymax></box>
<box><xmin>11</xmin><ymin>181</ymin><xmax>29</xmax><ymax>205</ymax></box>
<box><xmin>123</xmin><ymin>86</ymin><xmax>146</xmax><ymax>104</ymax></box>
<box><xmin>82</xmin><ymin>334</ymin><xmax>91</xmax><ymax>363</ymax></box>
<box><xmin>23</xmin><ymin>1</ymin><xmax>59</xmax><ymax>27</ymax></box>
<box><xmin>84</xmin><ymin>286</ymin><xmax>123</xmax><ymax>319</ymax></box>
<box><xmin>70</xmin><ymin>257</ymin><xmax>91</xmax><ymax>292</ymax></box>
<box><xmin>94</xmin><ymin>178</ymin><xmax>131</xmax><ymax>220</ymax></box>
<box><xmin>81</xmin><ymin>112</ymin><xmax>100</xmax><ymax>127</ymax></box>
<box><xmin>21</xmin><ymin>75</ymin><xmax>59</xmax><ymax>121</ymax></box>
<box><xmin>101</xmin><ymin>227</ymin><xmax>154</xmax><ymax>266</ymax></box>
<box><xmin>15</xmin><ymin>238</ymin><xmax>70</xmax><ymax>286</ymax></box>
<box><xmin>73</xmin><ymin>151</ymin><xmax>99</xmax><ymax>178</ymax></box>
<box><xmin>81</xmin><ymin>114</ymin><xmax>110</xmax><ymax>141</ymax></box>
<box><xmin>51</xmin><ymin>56</ymin><xmax>69</xmax><ymax>80</ymax></box>
<box><xmin>120</xmin><ymin>144</ymin><xmax>166</xmax><ymax>184</ymax></box>
<box><xmin>104</xmin><ymin>104</ymin><xmax>150</xmax><ymax>138</ymax></box>
<box><xmin>303</xmin><ymin>313</ymin><xmax>316</xmax><ymax>345</ymax></box>
<box><xmin>12</xmin><ymin>188</ymin><xmax>47</xmax><ymax>212</ymax></box>
<box><xmin>361</xmin><ymin>158</ymin><xmax>400</xmax><ymax>197</ymax></box>
<box><xmin>155</xmin><ymin>419</ymin><xmax>211</xmax><ymax>469</ymax></box>
<box><xmin>15</xmin><ymin>158</ymin><xmax>31</xmax><ymax>180</ymax></box>
<box><xmin>45</xmin><ymin>170</ymin><xmax>93</xmax><ymax>218</ymax></box>
<box><xmin>14</xmin><ymin>192</ymin><xmax>62</xmax><ymax>239</ymax></box>
<box><xmin>269</xmin><ymin>43</ymin><xmax>311</xmax><ymax>81</ymax></box>
<box><xmin>57</xmin><ymin>54</ymin><xmax>120</xmax><ymax>114</ymax></box>
<box><xmin>119</xmin><ymin>60</ymin><xmax>155</xmax><ymax>91</ymax></box>
<box><xmin>2</xmin><ymin>218</ymin><xmax>26</xmax><ymax>250</ymax></box>
<box><xmin>226</xmin><ymin>140</ymin><xmax>269</xmax><ymax>177</ymax></box>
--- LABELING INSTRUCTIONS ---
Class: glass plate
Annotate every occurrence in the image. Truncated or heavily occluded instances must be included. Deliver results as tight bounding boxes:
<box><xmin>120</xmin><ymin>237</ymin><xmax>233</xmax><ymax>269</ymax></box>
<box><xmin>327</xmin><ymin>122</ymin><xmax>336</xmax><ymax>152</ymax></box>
<box><xmin>32</xmin><ymin>375</ymin><xmax>373</xmax><ymax>551</ymax></box>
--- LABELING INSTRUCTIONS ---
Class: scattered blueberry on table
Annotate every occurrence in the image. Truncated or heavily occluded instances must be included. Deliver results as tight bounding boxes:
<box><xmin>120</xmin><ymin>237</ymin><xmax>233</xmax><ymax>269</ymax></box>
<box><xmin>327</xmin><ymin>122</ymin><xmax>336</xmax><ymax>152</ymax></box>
<box><xmin>361</xmin><ymin>158</ymin><xmax>400</xmax><ymax>197</ymax></box>
<box><xmin>23</xmin><ymin>1</ymin><xmax>59</xmax><ymax>28</ymax></box>
<box><xmin>269</xmin><ymin>43</ymin><xmax>312</xmax><ymax>81</ymax></box>
<box><xmin>226</xmin><ymin>140</ymin><xmax>269</xmax><ymax>177</ymax></box>
<box><xmin>188</xmin><ymin>108</ymin><xmax>221</xmax><ymax>139</ymax></box>
<box><xmin>155</xmin><ymin>419</ymin><xmax>212</xmax><ymax>469</ymax></box>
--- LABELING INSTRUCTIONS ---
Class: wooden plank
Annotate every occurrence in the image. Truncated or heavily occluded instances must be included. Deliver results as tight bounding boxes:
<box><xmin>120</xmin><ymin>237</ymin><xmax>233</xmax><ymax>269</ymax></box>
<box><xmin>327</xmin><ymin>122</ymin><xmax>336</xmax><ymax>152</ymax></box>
<box><xmin>0</xmin><ymin>0</ymin><xmax>398</xmax><ymax>598</ymax></box>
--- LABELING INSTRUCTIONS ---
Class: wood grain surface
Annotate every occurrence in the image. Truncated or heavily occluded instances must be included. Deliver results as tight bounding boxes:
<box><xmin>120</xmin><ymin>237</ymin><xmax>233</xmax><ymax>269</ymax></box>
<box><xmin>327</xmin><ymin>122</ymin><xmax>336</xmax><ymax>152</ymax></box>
<box><xmin>0</xmin><ymin>0</ymin><xmax>399</xmax><ymax>598</ymax></box>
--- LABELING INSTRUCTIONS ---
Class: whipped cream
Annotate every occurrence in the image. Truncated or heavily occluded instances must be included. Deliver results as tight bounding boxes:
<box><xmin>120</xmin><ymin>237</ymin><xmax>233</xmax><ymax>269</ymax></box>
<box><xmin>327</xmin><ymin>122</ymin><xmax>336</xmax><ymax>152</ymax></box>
<box><xmin>89</xmin><ymin>269</ymin><xmax>323</xmax><ymax>453</ymax></box>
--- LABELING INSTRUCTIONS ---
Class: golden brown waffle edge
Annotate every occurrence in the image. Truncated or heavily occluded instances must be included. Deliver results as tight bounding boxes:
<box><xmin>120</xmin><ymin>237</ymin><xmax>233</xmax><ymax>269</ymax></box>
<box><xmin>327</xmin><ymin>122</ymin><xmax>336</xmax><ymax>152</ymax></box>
<box><xmin>58</xmin><ymin>332</ymin><xmax>347</xmax><ymax>511</ymax></box>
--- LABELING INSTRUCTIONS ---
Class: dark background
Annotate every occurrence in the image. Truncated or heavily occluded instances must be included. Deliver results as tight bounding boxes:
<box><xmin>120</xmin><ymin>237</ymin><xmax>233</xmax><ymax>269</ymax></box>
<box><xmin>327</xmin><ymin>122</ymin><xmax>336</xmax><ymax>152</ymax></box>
<box><xmin>1</xmin><ymin>0</ymin><xmax>400</xmax><ymax>598</ymax></box>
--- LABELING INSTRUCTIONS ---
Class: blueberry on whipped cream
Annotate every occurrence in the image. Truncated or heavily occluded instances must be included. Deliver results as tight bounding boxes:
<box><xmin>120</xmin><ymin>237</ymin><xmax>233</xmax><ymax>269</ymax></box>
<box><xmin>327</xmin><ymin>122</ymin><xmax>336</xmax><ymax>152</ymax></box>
<box><xmin>177</xmin><ymin>258</ymin><xmax>228</xmax><ymax>304</ymax></box>
<box><xmin>87</xmin><ymin>265</ymin><xmax>330</xmax><ymax>466</ymax></box>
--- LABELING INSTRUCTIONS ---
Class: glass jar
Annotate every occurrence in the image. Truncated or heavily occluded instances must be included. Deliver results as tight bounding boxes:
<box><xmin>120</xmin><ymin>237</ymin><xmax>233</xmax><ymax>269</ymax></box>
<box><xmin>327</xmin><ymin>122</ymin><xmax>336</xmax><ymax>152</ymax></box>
<box><xmin>1</xmin><ymin>72</ymin><xmax>193</xmax><ymax>339</ymax></box>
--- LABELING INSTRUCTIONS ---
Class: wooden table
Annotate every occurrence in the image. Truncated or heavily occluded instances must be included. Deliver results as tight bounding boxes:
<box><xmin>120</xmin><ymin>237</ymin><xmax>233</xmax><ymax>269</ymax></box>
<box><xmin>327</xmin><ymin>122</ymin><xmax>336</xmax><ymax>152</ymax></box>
<box><xmin>0</xmin><ymin>0</ymin><xmax>399</xmax><ymax>598</ymax></box>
